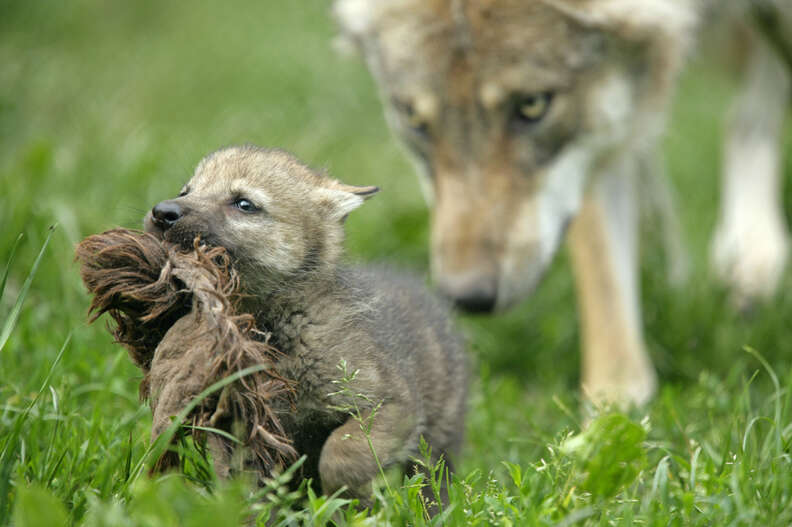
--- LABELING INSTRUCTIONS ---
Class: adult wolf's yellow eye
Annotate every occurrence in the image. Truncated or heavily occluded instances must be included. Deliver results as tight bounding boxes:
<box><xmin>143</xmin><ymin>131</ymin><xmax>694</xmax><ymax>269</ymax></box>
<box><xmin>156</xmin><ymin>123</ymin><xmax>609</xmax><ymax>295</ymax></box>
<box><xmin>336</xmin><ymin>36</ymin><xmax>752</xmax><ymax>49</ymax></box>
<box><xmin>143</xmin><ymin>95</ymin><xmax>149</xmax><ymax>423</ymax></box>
<box><xmin>512</xmin><ymin>92</ymin><xmax>554</xmax><ymax>125</ymax></box>
<box><xmin>406</xmin><ymin>111</ymin><xmax>427</xmax><ymax>132</ymax></box>
<box><xmin>403</xmin><ymin>104</ymin><xmax>430</xmax><ymax>136</ymax></box>
<box><xmin>393</xmin><ymin>97</ymin><xmax>430</xmax><ymax>137</ymax></box>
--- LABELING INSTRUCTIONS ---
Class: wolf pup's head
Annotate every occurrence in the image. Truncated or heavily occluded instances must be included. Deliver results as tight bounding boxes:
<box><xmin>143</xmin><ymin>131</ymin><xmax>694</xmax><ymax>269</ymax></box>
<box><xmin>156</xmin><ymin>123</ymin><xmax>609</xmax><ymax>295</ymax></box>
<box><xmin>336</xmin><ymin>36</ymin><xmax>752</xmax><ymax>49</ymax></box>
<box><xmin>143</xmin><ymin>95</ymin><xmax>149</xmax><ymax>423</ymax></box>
<box><xmin>144</xmin><ymin>145</ymin><xmax>378</xmax><ymax>290</ymax></box>
<box><xmin>335</xmin><ymin>0</ymin><xmax>695</xmax><ymax>311</ymax></box>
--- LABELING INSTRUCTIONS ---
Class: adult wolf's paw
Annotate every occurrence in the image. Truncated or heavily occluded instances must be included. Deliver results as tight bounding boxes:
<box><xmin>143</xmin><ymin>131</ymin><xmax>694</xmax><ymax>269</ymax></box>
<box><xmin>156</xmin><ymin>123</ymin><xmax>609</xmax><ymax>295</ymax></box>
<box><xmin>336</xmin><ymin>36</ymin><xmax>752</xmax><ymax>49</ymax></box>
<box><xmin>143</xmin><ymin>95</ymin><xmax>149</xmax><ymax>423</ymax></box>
<box><xmin>581</xmin><ymin>340</ymin><xmax>657</xmax><ymax>411</ymax></box>
<box><xmin>711</xmin><ymin>214</ymin><xmax>790</xmax><ymax>308</ymax></box>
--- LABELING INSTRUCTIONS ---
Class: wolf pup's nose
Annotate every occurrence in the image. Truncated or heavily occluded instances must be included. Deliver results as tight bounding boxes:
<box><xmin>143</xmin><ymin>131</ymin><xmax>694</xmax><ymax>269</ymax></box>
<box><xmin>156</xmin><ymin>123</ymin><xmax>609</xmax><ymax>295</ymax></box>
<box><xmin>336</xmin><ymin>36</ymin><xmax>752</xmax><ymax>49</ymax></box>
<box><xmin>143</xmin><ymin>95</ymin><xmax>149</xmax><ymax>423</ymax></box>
<box><xmin>151</xmin><ymin>200</ymin><xmax>183</xmax><ymax>230</ymax></box>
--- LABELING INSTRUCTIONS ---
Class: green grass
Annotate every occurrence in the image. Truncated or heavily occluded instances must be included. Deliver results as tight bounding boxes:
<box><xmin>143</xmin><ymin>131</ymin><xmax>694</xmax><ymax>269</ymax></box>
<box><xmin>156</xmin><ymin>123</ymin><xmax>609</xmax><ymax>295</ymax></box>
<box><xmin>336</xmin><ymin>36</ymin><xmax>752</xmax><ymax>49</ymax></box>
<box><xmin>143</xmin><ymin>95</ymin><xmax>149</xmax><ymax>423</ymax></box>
<box><xmin>2</xmin><ymin>1</ymin><xmax>792</xmax><ymax>525</ymax></box>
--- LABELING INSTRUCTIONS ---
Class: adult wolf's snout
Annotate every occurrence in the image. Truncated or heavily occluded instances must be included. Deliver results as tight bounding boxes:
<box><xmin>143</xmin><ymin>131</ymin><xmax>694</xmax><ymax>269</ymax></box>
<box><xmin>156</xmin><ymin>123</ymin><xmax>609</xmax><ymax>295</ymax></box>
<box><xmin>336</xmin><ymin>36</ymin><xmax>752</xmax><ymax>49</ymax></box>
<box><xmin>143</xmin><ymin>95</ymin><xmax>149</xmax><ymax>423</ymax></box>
<box><xmin>151</xmin><ymin>200</ymin><xmax>184</xmax><ymax>230</ymax></box>
<box><xmin>435</xmin><ymin>272</ymin><xmax>497</xmax><ymax>313</ymax></box>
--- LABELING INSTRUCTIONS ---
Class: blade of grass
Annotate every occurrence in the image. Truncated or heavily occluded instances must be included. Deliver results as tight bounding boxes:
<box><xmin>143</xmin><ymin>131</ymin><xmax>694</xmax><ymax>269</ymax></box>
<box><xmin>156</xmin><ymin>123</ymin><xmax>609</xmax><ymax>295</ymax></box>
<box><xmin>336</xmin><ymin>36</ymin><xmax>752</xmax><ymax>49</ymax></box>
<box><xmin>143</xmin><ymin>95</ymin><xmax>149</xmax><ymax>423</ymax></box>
<box><xmin>124</xmin><ymin>431</ymin><xmax>133</xmax><ymax>483</ymax></box>
<box><xmin>186</xmin><ymin>425</ymin><xmax>243</xmax><ymax>445</ymax></box>
<box><xmin>0</xmin><ymin>333</ymin><xmax>70</xmax><ymax>462</ymax></box>
<box><xmin>0</xmin><ymin>332</ymin><xmax>69</xmax><ymax>524</ymax></box>
<box><xmin>0</xmin><ymin>233</ymin><xmax>24</xmax><ymax>303</ymax></box>
<box><xmin>40</xmin><ymin>385</ymin><xmax>60</xmax><ymax>482</ymax></box>
<box><xmin>0</xmin><ymin>226</ymin><xmax>55</xmax><ymax>353</ymax></box>
<box><xmin>745</xmin><ymin>346</ymin><xmax>782</xmax><ymax>453</ymax></box>
<box><xmin>45</xmin><ymin>447</ymin><xmax>69</xmax><ymax>487</ymax></box>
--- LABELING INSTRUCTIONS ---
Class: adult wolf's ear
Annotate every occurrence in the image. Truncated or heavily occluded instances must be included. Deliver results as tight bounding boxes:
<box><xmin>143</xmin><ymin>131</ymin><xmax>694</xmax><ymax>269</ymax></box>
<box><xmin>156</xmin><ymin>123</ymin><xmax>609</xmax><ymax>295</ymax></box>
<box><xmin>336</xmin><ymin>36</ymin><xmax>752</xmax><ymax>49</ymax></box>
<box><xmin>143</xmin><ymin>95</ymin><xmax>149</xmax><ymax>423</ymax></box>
<box><xmin>332</xmin><ymin>0</ymin><xmax>379</xmax><ymax>54</ymax></box>
<box><xmin>545</xmin><ymin>0</ymin><xmax>698</xmax><ymax>123</ymax></box>
<box><xmin>544</xmin><ymin>0</ymin><xmax>698</xmax><ymax>79</ymax></box>
<box><xmin>316</xmin><ymin>183</ymin><xmax>380</xmax><ymax>221</ymax></box>
<box><xmin>542</xmin><ymin>0</ymin><xmax>698</xmax><ymax>44</ymax></box>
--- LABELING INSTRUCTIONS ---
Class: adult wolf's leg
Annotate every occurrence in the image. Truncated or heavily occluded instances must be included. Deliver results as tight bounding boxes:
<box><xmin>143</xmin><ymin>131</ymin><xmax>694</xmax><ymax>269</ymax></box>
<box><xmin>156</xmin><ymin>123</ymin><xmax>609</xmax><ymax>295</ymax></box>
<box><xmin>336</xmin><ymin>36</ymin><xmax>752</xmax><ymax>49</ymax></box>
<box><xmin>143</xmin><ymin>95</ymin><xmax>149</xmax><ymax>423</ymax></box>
<box><xmin>711</xmin><ymin>25</ymin><xmax>790</xmax><ymax>304</ymax></box>
<box><xmin>569</xmin><ymin>161</ymin><xmax>656</xmax><ymax>407</ymax></box>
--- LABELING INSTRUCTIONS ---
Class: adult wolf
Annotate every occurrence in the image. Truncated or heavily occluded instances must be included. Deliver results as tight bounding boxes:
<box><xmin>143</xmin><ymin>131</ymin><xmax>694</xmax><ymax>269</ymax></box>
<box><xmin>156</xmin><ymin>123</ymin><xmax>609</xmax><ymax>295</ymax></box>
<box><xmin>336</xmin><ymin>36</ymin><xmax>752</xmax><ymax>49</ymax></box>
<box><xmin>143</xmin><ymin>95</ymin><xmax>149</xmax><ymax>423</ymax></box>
<box><xmin>333</xmin><ymin>0</ymin><xmax>792</xmax><ymax>405</ymax></box>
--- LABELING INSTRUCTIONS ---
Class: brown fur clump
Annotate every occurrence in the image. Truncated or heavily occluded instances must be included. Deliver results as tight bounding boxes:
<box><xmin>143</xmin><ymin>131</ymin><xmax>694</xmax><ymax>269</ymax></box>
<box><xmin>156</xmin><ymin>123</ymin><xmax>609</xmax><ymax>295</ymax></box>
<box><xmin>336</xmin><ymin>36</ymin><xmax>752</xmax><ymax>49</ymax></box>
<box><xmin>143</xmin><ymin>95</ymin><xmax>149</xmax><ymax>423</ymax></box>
<box><xmin>76</xmin><ymin>228</ymin><xmax>296</xmax><ymax>476</ymax></box>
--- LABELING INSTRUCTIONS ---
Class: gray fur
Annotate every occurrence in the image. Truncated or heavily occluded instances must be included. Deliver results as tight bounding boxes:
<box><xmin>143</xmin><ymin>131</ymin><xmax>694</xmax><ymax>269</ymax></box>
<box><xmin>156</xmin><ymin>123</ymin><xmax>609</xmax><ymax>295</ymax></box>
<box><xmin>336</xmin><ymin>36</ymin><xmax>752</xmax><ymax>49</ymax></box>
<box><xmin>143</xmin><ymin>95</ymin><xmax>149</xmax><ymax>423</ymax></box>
<box><xmin>144</xmin><ymin>145</ymin><xmax>467</xmax><ymax>503</ymax></box>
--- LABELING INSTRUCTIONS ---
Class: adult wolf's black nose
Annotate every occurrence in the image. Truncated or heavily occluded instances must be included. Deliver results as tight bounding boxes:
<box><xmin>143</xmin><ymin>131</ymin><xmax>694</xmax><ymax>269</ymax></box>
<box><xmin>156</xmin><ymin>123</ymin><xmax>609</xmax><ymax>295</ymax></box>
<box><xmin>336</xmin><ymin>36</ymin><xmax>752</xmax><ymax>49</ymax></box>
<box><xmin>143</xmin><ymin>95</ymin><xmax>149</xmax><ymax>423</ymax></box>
<box><xmin>452</xmin><ymin>290</ymin><xmax>497</xmax><ymax>313</ymax></box>
<box><xmin>435</xmin><ymin>272</ymin><xmax>498</xmax><ymax>313</ymax></box>
<box><xmin>151</xmin><ymin>200</ymin><xmax>183</xmax><ymax>230</ymax></box>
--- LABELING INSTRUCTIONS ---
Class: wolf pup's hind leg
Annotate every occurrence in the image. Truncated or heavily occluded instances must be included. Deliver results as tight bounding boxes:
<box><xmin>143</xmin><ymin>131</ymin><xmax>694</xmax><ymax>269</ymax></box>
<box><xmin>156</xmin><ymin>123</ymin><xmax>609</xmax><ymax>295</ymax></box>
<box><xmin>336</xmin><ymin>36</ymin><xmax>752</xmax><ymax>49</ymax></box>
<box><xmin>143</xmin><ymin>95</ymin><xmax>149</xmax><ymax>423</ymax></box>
<box><xmin>318</xmin><ymin>403</ymin><xmax>418</xmax><ymax>502</ymax></box>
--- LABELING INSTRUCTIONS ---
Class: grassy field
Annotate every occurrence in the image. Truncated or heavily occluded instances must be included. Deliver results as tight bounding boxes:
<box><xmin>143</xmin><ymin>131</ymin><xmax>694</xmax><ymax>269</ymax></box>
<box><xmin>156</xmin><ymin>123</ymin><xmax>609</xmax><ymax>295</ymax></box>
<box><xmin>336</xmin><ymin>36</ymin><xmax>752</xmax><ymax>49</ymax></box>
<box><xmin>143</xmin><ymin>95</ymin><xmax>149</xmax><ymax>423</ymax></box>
<box><xmin>2</xmin><ymin>2</ymin><xmax>792</xmax><ymax>525</ymax></box>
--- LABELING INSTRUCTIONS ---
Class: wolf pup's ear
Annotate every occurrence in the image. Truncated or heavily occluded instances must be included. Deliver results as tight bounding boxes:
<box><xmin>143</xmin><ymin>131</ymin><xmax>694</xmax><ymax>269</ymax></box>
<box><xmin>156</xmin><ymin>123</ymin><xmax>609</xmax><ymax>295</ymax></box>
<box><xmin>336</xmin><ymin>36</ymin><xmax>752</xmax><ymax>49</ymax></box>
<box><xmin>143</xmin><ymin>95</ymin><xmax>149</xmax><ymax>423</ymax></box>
<box><xmin>316</xmin><ymin>184</ymin><xmax>379</xmax><ymax>221</ymax></box>
<box><xmin>337</xmin><ymin>183</ymin><xmax>380</xmax><ymax>199</ymax></box>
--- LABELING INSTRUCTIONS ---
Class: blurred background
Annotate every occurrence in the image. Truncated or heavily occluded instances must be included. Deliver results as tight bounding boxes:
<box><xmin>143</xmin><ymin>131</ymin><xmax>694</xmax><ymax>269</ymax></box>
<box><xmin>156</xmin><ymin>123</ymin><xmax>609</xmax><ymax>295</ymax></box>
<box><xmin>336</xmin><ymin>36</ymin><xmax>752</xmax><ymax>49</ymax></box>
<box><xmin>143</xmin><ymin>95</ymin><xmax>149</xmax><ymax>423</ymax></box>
<box><xmin>1</xmin><ymin>0</ymin><xmax>792</xmax><ymax>521</ymax></box>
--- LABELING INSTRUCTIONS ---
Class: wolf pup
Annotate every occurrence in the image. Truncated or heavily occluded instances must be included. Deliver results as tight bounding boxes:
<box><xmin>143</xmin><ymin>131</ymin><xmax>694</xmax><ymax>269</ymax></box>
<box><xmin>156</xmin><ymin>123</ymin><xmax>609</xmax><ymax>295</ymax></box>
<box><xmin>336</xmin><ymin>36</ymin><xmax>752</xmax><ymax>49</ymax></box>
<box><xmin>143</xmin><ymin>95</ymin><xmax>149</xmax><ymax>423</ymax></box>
<box><xmin>334</xmin><ymin>0</ymin><xmax>792</xmax><ymax>406</ymax></box>
<box><xmin>143</xmin><ymin>145</ymin><xmax>467</xmax><ymax>502</ymax></box>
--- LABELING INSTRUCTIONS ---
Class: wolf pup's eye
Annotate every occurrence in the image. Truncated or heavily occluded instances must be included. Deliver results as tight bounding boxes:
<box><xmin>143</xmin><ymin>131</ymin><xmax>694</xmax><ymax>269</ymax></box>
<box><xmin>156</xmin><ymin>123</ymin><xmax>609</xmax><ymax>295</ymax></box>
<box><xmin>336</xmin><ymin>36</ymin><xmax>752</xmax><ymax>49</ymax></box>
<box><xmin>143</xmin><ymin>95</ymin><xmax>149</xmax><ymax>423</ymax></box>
<box><xmin>178</xmin><ymin>187</ymin><xmax>189</xmax><ymax>197</ymax></box>
<box><xmin>233</xmin><ymin>198</ymin><xmax>259</xmax><ymax>213</ymax></box>
<box><xmin>511</xmin><ymin>92</ymin><xmax>554</xmax><ymax>126</ymax></box>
